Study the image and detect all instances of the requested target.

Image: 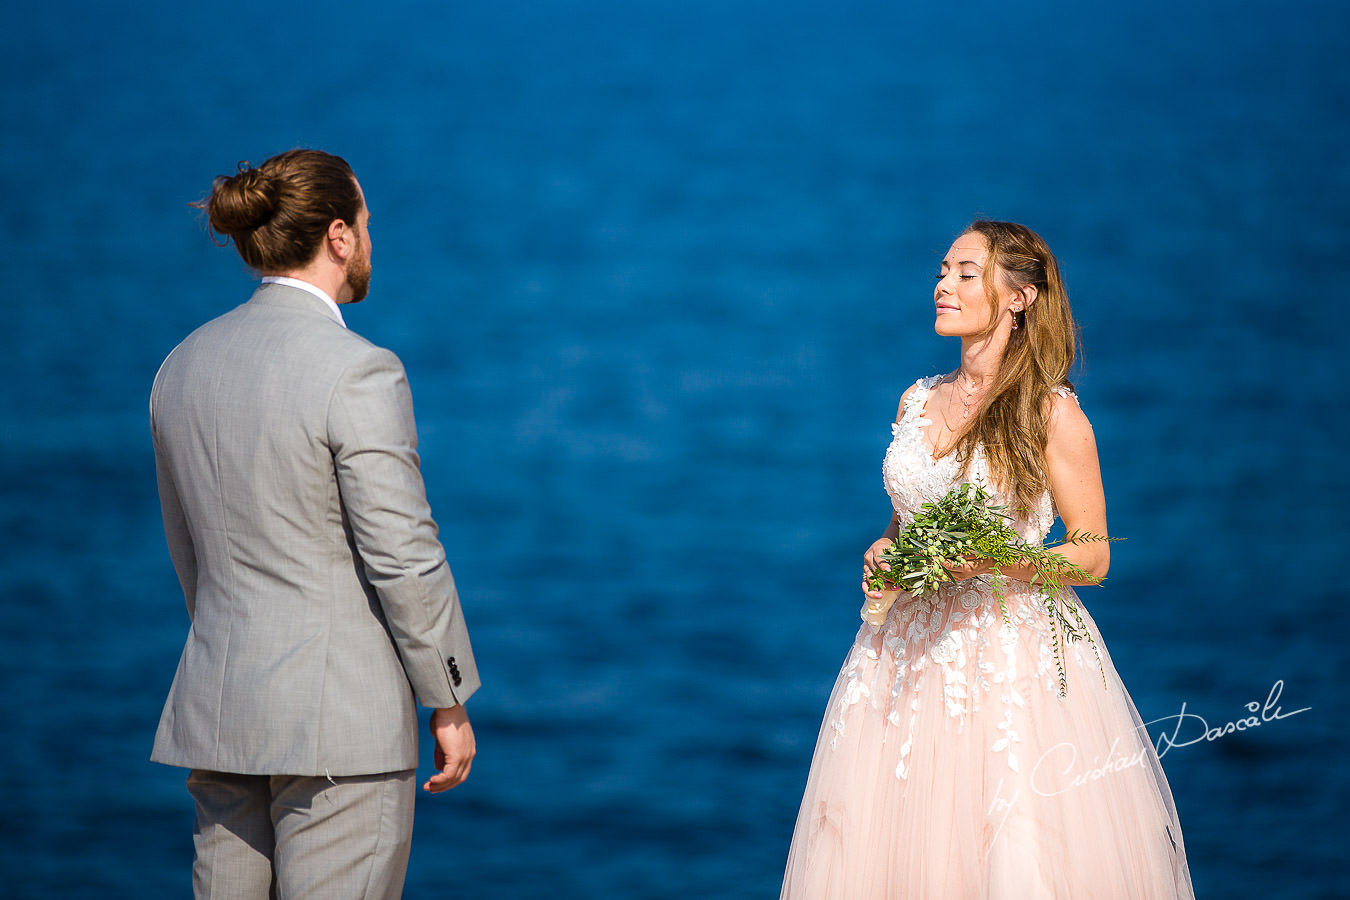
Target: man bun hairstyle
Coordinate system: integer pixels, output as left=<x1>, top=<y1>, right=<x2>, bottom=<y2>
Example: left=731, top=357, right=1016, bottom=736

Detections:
left=204, top=166, right=281, bottom=236
left=194, top=149, right=361, bottom=273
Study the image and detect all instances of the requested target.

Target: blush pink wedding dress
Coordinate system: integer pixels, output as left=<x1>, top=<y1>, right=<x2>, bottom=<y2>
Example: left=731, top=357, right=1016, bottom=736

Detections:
left=780, top=377, right=1194, bottom=899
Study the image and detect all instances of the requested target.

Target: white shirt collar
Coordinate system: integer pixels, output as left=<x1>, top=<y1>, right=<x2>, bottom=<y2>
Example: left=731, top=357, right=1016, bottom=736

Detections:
left=260, top=276, right=346, bottom=327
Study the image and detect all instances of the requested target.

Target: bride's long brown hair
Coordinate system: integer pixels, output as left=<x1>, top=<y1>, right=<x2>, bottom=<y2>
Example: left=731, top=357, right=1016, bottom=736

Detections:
left=947, top=220, right=1081, bottom=515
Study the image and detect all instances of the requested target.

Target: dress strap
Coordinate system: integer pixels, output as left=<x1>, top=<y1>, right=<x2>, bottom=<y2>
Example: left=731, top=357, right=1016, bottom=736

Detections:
left=1050, top=384, right=1080, bottom=406
left=902, top=375, right=942, bottom=420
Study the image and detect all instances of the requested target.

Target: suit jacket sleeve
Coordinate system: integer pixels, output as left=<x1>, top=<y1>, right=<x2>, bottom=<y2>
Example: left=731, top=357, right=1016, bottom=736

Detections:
left=327, top=345, right=480, bottom=708
left=151, top=394, right=198, bottom=620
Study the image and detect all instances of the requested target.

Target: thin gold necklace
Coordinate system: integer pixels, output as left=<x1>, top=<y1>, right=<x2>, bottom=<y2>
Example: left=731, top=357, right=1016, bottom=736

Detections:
left=951, top=370, right=991, bottom=420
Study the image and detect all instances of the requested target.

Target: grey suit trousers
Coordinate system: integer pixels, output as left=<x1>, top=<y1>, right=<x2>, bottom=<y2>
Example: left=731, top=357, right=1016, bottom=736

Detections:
left=187, top=768, right=415, bottom=900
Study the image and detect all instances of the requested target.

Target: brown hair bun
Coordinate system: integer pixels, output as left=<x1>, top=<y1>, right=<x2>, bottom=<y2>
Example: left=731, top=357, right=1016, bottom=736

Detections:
left=205, top=163, right=280, bottom=238
left=192, top=149, right=360, bottom=273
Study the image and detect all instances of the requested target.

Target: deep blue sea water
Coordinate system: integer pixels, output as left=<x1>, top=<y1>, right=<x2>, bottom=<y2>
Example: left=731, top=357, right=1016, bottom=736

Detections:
left=3, top=0, right=1348, bottom=896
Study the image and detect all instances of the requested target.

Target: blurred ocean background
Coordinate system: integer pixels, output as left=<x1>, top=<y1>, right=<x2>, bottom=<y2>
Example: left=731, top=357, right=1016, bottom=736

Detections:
left=2, top=0, right=1347, bottom=896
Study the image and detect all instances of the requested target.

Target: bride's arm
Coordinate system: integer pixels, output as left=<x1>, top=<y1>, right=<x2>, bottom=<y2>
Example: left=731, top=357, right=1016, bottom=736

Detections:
left=1041, top=391, right=1110, bottom=582
left=947, top=391, right=1110, bottom=586
left=861, top=386, right=916, bottom=597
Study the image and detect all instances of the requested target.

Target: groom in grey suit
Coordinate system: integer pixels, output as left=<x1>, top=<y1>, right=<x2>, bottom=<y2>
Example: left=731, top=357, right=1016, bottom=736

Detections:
left=151, top=149, right=480, bottom=899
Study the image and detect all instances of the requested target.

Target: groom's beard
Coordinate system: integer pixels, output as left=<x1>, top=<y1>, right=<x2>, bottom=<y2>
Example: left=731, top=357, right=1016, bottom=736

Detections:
left=345, top=250, right=371, bottom=304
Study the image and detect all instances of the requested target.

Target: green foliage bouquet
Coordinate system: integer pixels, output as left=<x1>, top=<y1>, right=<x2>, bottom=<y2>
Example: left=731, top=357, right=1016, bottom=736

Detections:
left=861, top=483, right=1115, bottom=695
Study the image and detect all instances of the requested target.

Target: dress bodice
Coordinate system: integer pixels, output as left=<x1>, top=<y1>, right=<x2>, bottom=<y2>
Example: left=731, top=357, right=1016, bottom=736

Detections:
left=882, top=375, right=1057, bottom=543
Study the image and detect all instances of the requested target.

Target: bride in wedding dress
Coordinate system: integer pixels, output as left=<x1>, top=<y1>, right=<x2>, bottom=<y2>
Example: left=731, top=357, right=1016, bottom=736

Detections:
left=779, top=221, right=1193, bottom=899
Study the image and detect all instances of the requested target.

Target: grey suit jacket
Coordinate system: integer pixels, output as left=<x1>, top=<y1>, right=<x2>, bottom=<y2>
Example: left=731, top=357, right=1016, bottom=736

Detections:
left=150, top=283, right=480, bottom=776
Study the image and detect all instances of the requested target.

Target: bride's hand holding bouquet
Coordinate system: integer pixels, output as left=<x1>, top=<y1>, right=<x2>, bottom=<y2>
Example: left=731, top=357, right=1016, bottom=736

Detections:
left=860, top=535, right=900, bottom=627
left=859, top=483, right=1116, bottom=695
left=862, top=537, right=998, bottom=628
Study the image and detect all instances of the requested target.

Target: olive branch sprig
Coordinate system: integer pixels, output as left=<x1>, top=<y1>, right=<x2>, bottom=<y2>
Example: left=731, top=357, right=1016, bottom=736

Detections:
left=865, top=483, right=1118, bottom=696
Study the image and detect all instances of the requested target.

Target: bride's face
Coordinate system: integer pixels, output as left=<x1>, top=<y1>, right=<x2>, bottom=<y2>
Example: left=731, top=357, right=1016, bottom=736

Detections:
left=933, top=233, right=1018, bottom=338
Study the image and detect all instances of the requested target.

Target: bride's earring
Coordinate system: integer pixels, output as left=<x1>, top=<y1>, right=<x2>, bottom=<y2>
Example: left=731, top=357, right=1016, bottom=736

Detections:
left=1010, top=306, right=1022, bottom=330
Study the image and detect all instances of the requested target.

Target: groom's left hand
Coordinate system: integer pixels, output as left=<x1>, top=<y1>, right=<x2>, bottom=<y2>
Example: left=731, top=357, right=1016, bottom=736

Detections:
left=424, top=705, right=476, bottom=793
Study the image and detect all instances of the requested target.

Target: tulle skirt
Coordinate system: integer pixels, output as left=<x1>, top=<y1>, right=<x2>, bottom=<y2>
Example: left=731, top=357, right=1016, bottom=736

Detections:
left=780, top=580, right=1193, bottom=899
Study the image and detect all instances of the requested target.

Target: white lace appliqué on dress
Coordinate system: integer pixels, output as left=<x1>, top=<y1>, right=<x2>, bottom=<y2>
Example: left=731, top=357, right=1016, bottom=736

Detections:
left=834, top=376, right=1075, bottom=778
